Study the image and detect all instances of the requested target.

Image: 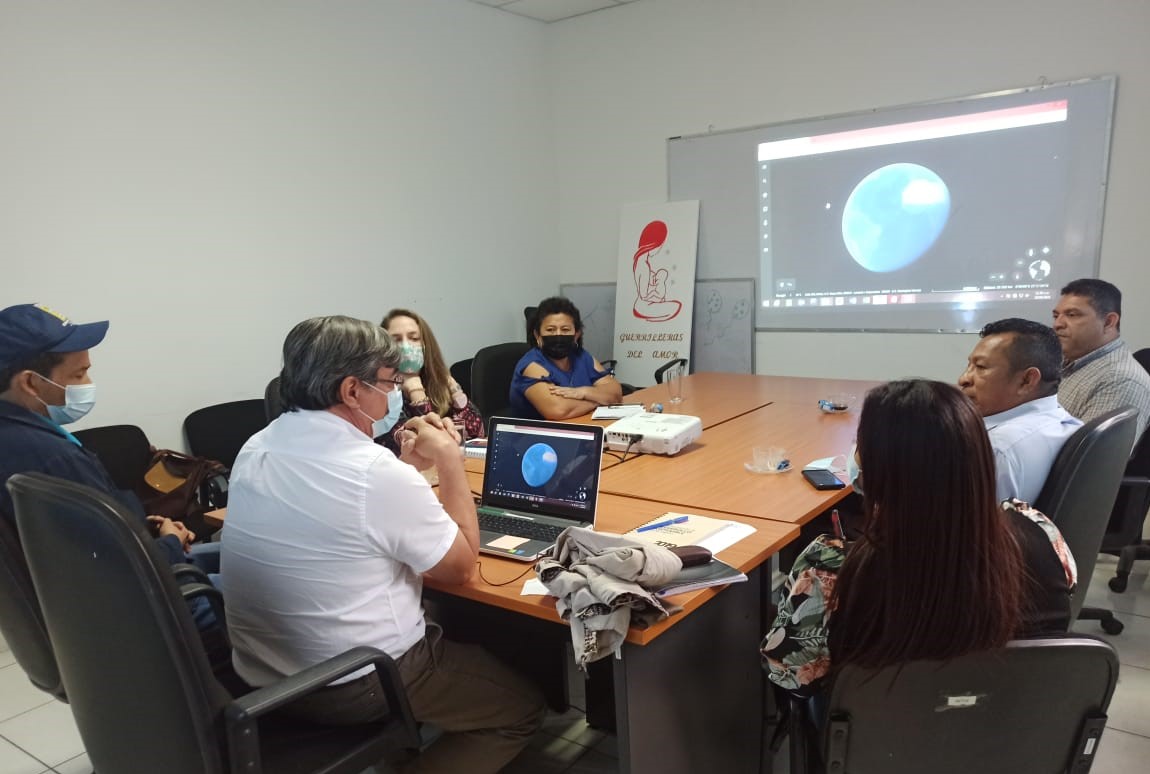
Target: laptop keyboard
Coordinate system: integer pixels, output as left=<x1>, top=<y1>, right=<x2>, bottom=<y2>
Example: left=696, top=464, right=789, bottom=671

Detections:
left=478, top=509, right=564, bottom=543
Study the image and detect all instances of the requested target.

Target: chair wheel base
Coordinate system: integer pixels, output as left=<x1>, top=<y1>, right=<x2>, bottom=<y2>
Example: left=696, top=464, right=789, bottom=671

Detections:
left=1109, top=575, right=1129, bottom=593
left=1101, top=617, right=1125, bottom=635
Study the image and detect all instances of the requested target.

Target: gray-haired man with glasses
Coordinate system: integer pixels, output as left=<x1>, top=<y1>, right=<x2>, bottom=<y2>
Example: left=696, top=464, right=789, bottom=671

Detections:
left=221, top=315, right=544, bottom=773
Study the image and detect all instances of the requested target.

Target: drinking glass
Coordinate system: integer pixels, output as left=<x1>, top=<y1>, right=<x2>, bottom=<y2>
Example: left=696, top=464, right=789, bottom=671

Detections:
left=667, top=363, right=685, bottom=404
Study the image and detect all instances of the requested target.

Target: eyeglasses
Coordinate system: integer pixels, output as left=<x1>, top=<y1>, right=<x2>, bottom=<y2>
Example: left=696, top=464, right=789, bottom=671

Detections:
left=364, top=375, right=404, bottom=393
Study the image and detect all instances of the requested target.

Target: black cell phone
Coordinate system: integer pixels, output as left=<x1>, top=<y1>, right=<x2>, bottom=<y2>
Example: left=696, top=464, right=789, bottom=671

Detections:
left=802, top=468, right=846, bottom=490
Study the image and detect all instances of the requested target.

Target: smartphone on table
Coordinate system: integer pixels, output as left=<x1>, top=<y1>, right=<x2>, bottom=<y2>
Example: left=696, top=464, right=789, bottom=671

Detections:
left=801, top=468, right=846, bottom=491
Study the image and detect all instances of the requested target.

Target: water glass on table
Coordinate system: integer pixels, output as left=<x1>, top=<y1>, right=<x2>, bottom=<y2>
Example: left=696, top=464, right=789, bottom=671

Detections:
left=666, top=363, right=685, bottom=404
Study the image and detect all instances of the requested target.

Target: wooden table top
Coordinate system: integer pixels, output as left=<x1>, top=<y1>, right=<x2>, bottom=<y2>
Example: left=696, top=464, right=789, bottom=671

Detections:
left=597, top=401, right=861, bottom=525
left=749, top=375, right=884, bottom=407
left=562, top=372, right=881, bottom=431
left=422, top=472, right=797, bottom=645
left=562, top=372, right=775, bottom=430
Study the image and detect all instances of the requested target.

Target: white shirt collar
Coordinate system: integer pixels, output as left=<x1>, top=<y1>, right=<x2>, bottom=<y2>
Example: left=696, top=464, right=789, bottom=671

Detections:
left=984, top=394, right=1064, bottom=430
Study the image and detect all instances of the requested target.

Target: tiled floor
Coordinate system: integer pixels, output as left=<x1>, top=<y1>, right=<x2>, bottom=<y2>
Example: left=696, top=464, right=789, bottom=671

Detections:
left=3, top=554, right=1149, bottom=773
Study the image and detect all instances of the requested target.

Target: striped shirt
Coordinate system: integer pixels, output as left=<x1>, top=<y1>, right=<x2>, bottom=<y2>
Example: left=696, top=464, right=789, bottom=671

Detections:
left=1059, top=338, right=1150, bottom=442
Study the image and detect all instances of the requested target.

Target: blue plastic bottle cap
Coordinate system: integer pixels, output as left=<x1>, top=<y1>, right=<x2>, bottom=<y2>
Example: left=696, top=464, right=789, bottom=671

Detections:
left=651, top=403, right=663, bottom=413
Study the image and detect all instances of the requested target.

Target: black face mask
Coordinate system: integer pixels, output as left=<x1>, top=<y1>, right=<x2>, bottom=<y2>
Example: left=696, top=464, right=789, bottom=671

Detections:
left=540, top=334, right=577, bottom=360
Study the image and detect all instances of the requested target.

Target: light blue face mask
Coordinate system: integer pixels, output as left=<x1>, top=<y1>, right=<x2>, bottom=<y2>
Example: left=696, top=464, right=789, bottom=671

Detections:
left=359, top=380, right=404, bottom=438
left=846, top=444, right=864, bottom=496
left=33, top=373, right=97, bottom=425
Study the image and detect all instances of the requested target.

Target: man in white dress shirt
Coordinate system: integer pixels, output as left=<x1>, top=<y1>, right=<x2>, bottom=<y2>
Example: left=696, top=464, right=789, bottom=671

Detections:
left=959, top=318, right=1082, bottom=503
left=221, top=315, right=543, bottom=773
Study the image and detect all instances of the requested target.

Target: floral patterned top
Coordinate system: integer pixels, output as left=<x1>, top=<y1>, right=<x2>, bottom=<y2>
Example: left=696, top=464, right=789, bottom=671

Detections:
left=379, top=394, right=484, bottom=456
left=761, top=499, right=1077, bottom=694
left=398, top=395, right=484, bottom=442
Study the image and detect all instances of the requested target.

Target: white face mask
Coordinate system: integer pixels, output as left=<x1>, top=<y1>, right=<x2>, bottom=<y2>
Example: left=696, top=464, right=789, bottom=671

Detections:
left=358, top=380, right=404, bottom=438
left=33, top=373, right=97, bottom=425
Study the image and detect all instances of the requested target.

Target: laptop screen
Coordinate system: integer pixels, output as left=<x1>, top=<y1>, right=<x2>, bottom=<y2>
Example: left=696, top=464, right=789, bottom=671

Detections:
left=482, top=417, right=604, bottom=523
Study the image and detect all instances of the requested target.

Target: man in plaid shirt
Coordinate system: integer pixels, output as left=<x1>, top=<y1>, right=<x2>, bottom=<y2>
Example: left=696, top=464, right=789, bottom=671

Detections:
left=1053, top=278, right=1150, bottom=442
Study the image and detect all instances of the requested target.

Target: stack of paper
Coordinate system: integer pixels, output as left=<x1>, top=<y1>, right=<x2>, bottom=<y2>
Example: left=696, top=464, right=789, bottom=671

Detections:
left=652, top=559, right=747, bottom=597
left=626, top=512, right=756, bottom=555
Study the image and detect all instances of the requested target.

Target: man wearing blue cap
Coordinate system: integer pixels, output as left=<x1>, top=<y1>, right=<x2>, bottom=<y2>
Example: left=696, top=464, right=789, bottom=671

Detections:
left=0, top=304, right=213, bottom=598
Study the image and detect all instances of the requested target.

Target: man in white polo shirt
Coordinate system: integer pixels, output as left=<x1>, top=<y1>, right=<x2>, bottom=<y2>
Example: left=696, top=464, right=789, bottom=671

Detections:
left=959, top=318, right=1082, bottom=503
left=221, top=315, right=543, bottom=773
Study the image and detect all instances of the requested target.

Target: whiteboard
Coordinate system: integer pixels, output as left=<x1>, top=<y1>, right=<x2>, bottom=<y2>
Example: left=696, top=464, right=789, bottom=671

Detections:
left=668, top=76, right=1116, bottom=332
left=692, top=278, right=755, bottom=374
left=559, top=282, right=617, bottom=362
left=559, top=280, right=755, bottom=379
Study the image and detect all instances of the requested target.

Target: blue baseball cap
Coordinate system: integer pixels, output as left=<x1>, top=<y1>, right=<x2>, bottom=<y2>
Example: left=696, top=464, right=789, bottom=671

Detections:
left=0, top=304, right=109, bottom=370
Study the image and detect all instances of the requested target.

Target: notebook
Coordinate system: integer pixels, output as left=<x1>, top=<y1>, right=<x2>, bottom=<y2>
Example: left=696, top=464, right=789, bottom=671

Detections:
left=476, top=417, right=605, bottom=562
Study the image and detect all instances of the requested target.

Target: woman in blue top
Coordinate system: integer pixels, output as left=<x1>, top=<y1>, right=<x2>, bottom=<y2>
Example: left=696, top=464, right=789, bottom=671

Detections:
left=510, top=296, right=623, bottom=420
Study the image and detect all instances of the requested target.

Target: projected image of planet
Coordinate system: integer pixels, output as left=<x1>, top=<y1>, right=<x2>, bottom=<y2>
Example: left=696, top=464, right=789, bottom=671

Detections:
left=521, top=443, right=559, bottom=487
left=841, top=163, right=951, bottom=273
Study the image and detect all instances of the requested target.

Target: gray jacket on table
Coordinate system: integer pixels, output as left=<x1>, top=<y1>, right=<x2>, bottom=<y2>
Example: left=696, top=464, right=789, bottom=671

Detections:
left=536, top=528, right=681, bottom=667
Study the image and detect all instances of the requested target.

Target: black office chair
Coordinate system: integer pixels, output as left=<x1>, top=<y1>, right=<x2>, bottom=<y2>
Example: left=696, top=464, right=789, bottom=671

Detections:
left=786, top=636, right=1118, bottom=773
left=471, top=342, right=531, bottom=418
left=523, top=305, right=538, bottom=345
left=449, top=358, right=473, bottom=399
left=0, top=513, right=66, bottom=701
left=184, top=400, right=268, bottom=471
left=7, top=472, right=421, bottom=774
left=1106, top=347, right=1150, bottom=593
left=264, top=376, right=285, bottom=423
left=654, top=358, right=688, bottom=384
left=73, top=423, right=227, bottom=538
left=1106, top=426, right=1150, bottom=592
left=1034, top=408, right=1137, bottom=634
left=71, top=424, right=153, bottom=493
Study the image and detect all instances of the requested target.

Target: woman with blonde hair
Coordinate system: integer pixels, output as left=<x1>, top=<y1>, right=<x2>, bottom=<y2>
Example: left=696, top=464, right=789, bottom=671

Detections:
left=382, top=309, right=483, bottom=444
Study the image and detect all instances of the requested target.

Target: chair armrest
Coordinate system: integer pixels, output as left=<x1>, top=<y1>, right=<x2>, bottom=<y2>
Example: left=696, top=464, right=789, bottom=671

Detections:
left=199, top=472, right=229, bottom=509
left=180, top=583, right=226, bottom=633
left=1120, top=473, right=1150, bottom=489
left=172, top=563, right=211, bottom=586
left=1106, top=474, right=1150, bottom=547
left=229, top=646, right=402, bottom=718
left=224, top=647, right=420, bottom=770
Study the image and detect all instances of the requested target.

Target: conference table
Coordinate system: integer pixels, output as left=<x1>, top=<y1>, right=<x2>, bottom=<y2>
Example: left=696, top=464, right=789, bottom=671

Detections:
left=432, top=473, right=797, bottom=642
left=588, top=371, right=779, bottom=429
left=573, top=371, right=880, bottom=431
left=426, top=372, right=881, bottom=773
left=597, top=399, right=864, bottom=525
left=425, top=476, right=796, bottom=774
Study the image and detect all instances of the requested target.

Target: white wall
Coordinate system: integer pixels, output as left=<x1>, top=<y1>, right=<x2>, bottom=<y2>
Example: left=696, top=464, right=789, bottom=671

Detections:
left=0, top=0, right=555, bottom=448
left=548, top=0, right=1150, bottom=381
left=5, top=0, right=1148, bottom=449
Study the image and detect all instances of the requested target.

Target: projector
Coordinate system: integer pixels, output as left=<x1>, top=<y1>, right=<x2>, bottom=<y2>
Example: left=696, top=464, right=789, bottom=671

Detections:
left=605, top=413, right=702, bottom=456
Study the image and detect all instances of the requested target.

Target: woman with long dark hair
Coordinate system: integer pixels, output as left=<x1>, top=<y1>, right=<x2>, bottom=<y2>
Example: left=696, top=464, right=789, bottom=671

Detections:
left=763, top=379, right=1076, bottom=692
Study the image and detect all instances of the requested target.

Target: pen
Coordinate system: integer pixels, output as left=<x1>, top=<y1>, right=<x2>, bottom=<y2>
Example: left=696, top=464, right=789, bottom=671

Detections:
left=637, top=515, right=689, bottom=532
left=831, top=509, right=846, bottom=541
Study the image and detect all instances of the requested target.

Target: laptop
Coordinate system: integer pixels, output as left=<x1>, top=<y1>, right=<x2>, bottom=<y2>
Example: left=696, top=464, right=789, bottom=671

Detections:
left=476, top=416, right=604, bottom=562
